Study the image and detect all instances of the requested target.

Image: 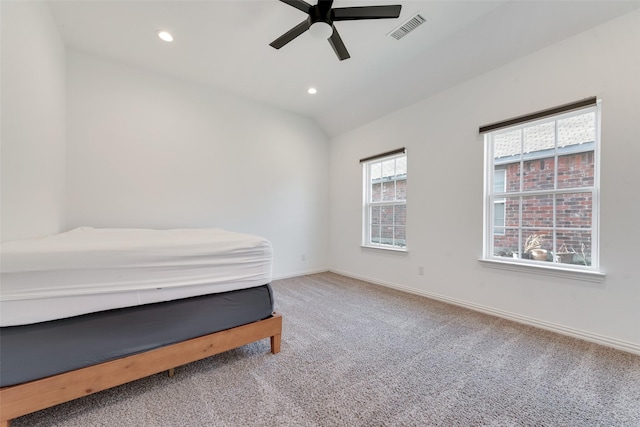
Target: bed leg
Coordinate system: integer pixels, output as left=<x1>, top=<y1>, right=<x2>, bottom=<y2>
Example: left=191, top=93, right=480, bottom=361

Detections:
left=168, top=368, right=175, bottom=378
left=270, top=333, right=281, bottom=354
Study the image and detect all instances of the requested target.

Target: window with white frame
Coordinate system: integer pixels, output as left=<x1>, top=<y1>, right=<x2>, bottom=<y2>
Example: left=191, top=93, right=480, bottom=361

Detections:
left=482, top=98, right=600, bottom=270
left=362, top=149, right=407, bottom=250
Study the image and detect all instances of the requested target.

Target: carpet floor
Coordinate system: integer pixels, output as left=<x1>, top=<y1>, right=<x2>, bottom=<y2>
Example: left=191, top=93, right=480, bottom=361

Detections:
left=10, top=272, right=640, bottom=426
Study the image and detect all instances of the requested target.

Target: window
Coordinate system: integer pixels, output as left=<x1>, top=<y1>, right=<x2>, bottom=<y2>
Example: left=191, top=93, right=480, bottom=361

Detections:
left=482, top=99, right=600, bottom=270
left=362, top=149, right=407, bottom=250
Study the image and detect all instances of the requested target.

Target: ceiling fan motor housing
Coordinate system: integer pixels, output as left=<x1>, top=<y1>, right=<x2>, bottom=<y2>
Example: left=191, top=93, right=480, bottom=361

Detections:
left=309, top=3, right=333, bottom=26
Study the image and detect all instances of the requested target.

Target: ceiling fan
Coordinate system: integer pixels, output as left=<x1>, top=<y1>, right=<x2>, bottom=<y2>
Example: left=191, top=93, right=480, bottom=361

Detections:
left=270, top=0, right=402, bottom=61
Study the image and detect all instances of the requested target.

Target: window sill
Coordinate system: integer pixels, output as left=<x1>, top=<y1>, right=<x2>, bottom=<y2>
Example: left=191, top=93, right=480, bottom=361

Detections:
left=479, top=258, right=605, bottom=283
left=361, top=245, right=408, bottom=253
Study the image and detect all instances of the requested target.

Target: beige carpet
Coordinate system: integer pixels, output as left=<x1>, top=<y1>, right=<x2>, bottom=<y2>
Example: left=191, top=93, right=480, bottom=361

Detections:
left=12, top=272, right=640, bottom=426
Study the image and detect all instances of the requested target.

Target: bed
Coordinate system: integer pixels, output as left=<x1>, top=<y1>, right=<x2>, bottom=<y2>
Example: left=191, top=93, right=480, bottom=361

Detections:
left=0, top=227, right=282, bottom=427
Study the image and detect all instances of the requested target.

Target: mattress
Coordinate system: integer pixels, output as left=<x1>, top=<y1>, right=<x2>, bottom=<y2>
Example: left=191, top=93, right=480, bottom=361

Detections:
left=0, top=227, right=273, bottom=326
left=0, top=284, right=275, bottom=388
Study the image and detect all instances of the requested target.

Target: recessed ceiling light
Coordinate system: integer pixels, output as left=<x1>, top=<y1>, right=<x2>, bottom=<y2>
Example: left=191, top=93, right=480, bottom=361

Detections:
left=307, top=87, right=317, bottom=95
left=157, top=30, right=173, bottom=42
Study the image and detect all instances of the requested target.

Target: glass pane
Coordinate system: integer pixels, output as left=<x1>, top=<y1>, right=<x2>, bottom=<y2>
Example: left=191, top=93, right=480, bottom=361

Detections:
left=556, top=229, right=592, bottom=266
left=494, top=128, right=521, bottom=160
left=557, top=151, right=594, bottom=189
left=523, top=156, right=555, bottom=191
left=396, top=178, right=407, bottom=201
left=381, top=206, right=393, bottom=225
left=370, top=162, right=381, bottom=181
left=522, top=194, right=553, bottom=228
left=382, top=159, right=395, bottom=179
left=523, top=121, right=555, bottom=155
left=371, top=206, right=381, bottom=225
left=381, top=225, right=394, bottom=245
left=493, top=228, right=520, bottom=258
left=394, top=225, right=406, bottom=247
left=522, top=230, right=552, bottom=262
left=370, top=224, right=380, bottom=244
left=558, top=112, right=595, bottom=148
left=556, top=192, right=592, bottom=229
left=493, top=170, right=505, bottom=193
left=396, top=156, right=407, bottom=176
left=493, top=201, right=505, bottom=231
left=504, top=196, right=520, bottom=228
left=371, top=182, right=382, bottom=202
left=382, top=181, right=395, bottom=201
left=501, top=162, right=520, bottom=193
left=394, top=205, right=406, bottom=226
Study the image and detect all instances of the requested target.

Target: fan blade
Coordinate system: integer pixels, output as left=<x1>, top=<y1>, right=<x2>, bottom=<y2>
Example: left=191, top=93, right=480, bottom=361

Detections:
left=280, top=0, right=312, bottom=14
left=317, top=0, right=334, bottom=10
left=270, top=19, right=311, bottom=49
left=332, top=5, right=402, bottom=21
left=328, top=27, right=350, bottom=61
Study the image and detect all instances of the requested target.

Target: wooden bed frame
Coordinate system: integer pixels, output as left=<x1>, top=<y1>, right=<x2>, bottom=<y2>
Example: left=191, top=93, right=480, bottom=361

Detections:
left=0, top=313, right=282, bottom=427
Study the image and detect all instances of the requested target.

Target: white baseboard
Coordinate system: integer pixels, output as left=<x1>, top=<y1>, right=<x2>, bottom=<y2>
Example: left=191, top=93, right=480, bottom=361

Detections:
left=329, top=269, right=640, bottom=356
left=273, top=268, right=329, bottom=281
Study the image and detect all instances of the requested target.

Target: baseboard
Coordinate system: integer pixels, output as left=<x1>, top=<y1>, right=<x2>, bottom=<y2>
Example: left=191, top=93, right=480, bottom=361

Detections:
left=329, top=269, right=640, bottom=356
left=273, top=268, right=329, bottom=281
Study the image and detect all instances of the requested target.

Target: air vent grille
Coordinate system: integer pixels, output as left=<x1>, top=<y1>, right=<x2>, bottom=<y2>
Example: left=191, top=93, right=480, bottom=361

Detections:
left=388, top=14, right=426, bottom=40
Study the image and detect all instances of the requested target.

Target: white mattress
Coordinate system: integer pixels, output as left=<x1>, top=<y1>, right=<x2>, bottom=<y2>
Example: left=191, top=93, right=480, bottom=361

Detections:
left=0, top=227, right=273, bottom=326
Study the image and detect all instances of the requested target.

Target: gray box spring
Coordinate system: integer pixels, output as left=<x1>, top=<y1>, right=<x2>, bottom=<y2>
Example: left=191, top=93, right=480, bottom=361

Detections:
left=0, top=284, right=274, bottom=387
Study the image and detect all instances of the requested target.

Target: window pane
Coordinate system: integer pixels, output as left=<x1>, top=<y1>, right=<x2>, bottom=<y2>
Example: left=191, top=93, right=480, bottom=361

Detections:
left=501, top=163, right=520, bottom=193
left=521, top=194, right=553, bottom=228
left=523, top=157, right=555, bottom=191
left=382, top=159, right=395, bottom=179
left=396, top=178, right=407, bottom=201
left=494, top=129, right=521, bottom=159
left=493, top=228, right=520, bottom=258
left=382, top=181, right=395, bottom=201
left=396, top=156, right=407, bottom=176
left=558, top=112, right=595, bottom=148
left=504, top=196, right=520, bottom=228
left=394, top=225, right=406, bottom=247
left=371, top=182, right=382, bottom=202
left=557, top=151, right=594, bottom=189
left=556, top=192, right=592, bottom=229
left=493, top=169, right=505, bottom=193
left=370, top=224, right=381, bottom=244
left=522, top=231, right=552, bottom=262
left=371, top=162, right=381, bottom=181
left=394, top=205, right=406, bottom=226
left=381, top=206, right=393, bottom=225
left=556, top=229, right=591, bottom=266
left=493, top=201, right=505, bottom=235
left=523, top=121, right=555, bottom=155
left=381, top=225, right=394, bottom=245
left=371, top=206, right=381, bottom=225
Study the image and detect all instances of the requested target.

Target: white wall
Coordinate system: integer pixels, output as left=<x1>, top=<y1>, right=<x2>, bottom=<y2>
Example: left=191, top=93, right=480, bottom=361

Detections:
left=1, top=1, right=66, bottom=242
left=65, top=51, right=329, bottom=278
left=329, top=9, right=640, bottom=352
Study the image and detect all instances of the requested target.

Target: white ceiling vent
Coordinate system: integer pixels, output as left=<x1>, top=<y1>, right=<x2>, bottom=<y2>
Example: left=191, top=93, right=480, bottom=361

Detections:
left=388, top=14, right=426, bottom=40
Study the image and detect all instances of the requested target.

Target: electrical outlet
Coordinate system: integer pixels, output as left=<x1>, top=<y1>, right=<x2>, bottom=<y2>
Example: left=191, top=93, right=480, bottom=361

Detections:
left=418, top=265, right=425, bottom=275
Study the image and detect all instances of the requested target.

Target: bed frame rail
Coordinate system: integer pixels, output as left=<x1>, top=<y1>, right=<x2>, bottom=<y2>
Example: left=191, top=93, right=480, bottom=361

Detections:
left=0, top=313, right=282, bottom=427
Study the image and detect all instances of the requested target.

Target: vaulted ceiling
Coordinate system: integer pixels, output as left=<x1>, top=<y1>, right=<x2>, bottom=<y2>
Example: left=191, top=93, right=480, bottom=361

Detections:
left=49, top=0, right=640, bottom=137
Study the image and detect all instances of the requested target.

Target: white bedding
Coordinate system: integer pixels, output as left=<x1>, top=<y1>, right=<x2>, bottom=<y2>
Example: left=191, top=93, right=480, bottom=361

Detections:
left=0, top=227, right=273, bottom=326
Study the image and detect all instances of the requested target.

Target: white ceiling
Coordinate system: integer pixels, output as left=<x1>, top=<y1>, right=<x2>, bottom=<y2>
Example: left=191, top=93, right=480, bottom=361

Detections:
left=48, top=0, right=640, bottom=137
